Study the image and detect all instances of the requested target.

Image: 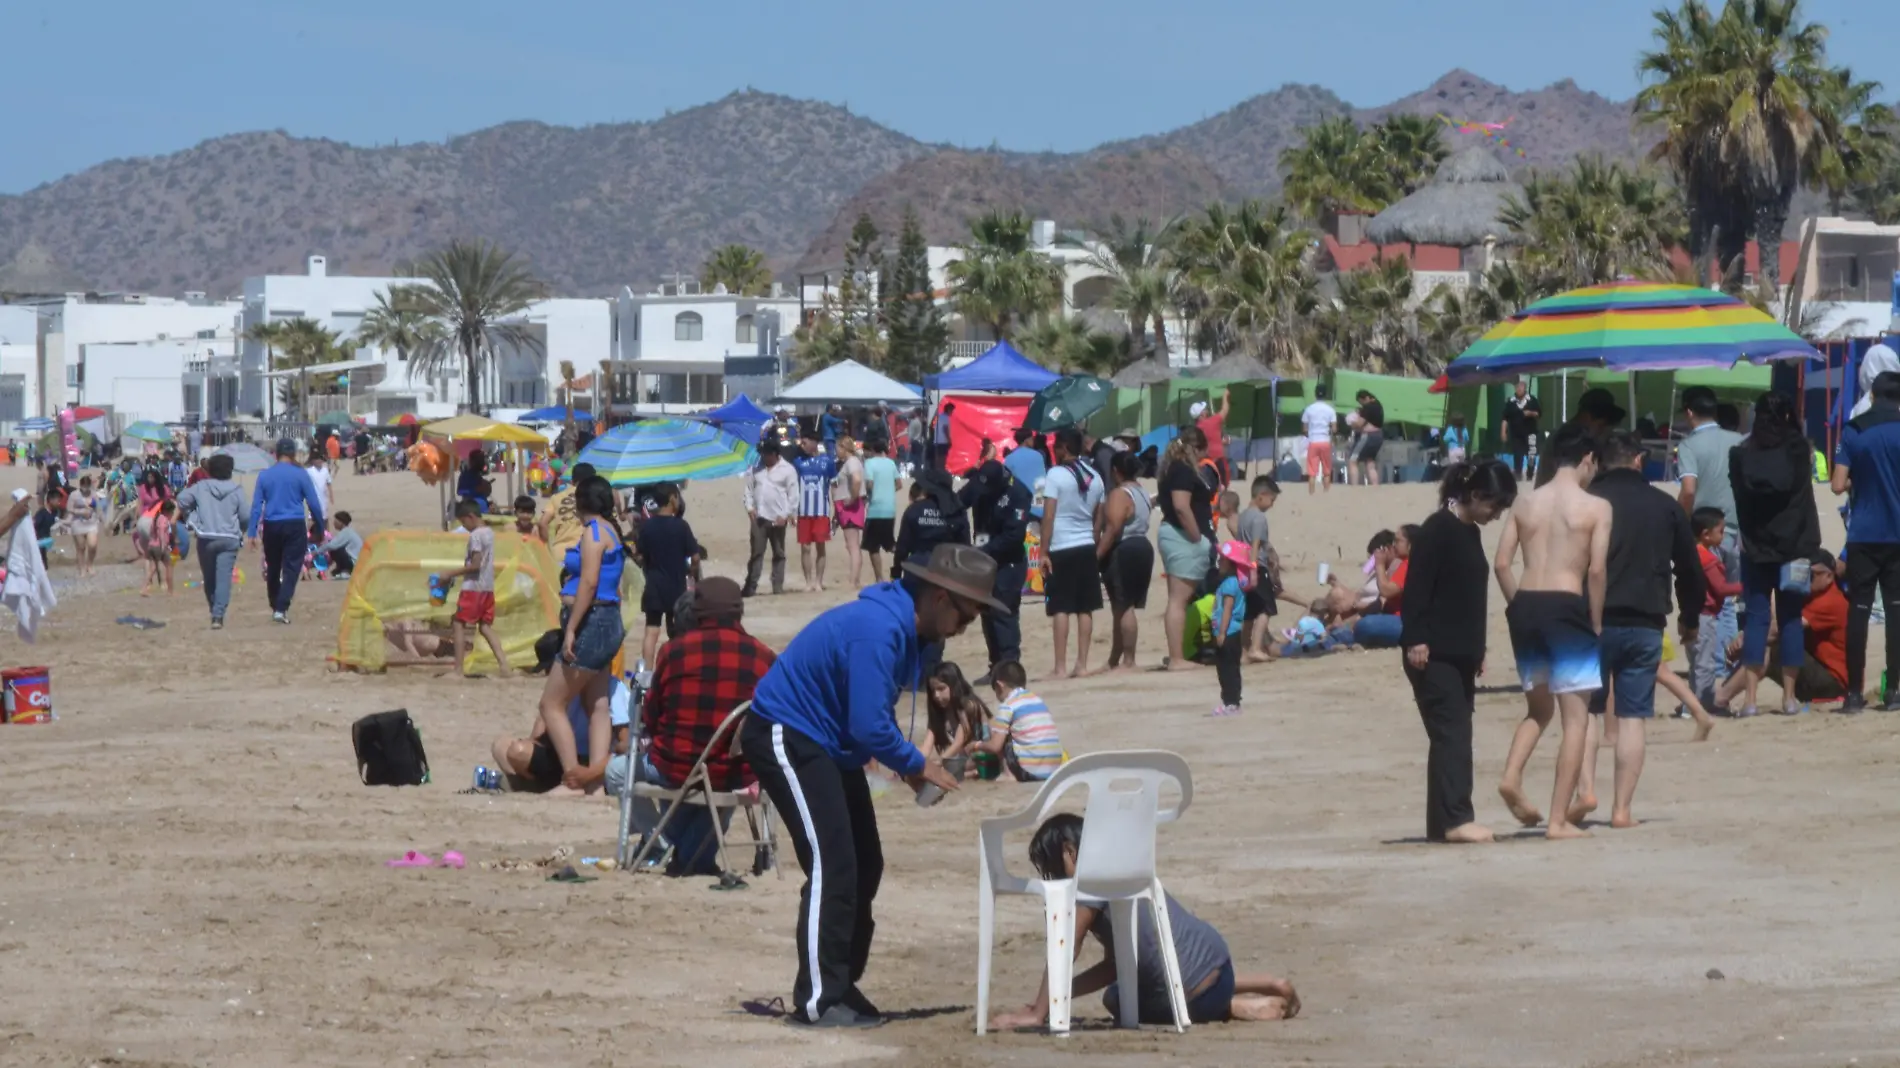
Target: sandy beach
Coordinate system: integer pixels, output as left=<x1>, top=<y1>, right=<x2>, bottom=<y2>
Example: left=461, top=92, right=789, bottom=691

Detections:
left=2, top=461, right=1897, bottom=1068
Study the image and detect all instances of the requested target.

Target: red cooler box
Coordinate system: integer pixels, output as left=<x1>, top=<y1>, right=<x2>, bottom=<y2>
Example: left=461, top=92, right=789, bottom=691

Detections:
left=2, top=666, right=52, bottom=724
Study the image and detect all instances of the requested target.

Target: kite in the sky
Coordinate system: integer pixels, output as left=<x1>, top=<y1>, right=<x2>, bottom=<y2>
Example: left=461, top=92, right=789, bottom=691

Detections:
left=1435, top=113, right=1528, bottom=157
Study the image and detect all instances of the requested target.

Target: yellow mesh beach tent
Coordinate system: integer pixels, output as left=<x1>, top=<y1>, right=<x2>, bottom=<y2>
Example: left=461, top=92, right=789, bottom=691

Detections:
left=334, top=530, right=563, bottom=673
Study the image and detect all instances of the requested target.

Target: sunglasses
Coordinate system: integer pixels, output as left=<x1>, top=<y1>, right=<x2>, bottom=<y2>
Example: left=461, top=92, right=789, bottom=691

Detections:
left=948, top=593, right=984, bottom=626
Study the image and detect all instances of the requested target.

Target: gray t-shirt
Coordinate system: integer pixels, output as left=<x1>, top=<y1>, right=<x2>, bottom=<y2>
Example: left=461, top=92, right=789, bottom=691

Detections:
left=1676, top=424, right=1745, bottom=530
left=1236, top=507, right=1270, bottom=558
left=1086, top=891, right=1230, bottom=1013
left=464, top=525, right=496, bottom=592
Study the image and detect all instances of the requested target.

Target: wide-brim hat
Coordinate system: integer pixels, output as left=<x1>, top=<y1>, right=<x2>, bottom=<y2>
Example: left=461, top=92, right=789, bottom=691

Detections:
left=903, top=543, right=1010, bottom=614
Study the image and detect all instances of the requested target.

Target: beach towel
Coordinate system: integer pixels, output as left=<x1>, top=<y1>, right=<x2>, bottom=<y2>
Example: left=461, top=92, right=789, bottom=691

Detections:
left=3, top=521, right=57, bottom=642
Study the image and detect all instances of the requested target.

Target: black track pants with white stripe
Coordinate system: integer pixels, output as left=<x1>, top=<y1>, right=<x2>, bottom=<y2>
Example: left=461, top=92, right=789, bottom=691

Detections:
left=742, top=715, right=885, bottom=1023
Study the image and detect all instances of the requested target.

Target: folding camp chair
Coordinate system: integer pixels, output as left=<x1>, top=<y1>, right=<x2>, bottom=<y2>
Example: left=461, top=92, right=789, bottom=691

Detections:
left=618, top=701, right=778, bottom=878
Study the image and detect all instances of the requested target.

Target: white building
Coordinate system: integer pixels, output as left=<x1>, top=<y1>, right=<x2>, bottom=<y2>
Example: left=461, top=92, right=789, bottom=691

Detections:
left=242, top=255, right=613, bottom=420
left=613, top=281, right=804, bottom=407
left=0, top=305, right=40, bottom=430
left=77, top=333, right=239, bottom=426
left=32, top=294, right=242, bottom=410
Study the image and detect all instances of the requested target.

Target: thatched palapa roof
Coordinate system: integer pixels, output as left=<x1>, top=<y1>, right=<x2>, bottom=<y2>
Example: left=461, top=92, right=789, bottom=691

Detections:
left=1191, top=354, right=1275, bottom=381
left=1110, top=358, right=1174, bottom=388
left=1365, top=147, right=1522, bottom=248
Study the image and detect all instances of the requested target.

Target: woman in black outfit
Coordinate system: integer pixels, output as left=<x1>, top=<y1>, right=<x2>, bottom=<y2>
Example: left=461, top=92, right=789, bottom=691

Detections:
left=1400, top=459, right=1518, bottom=844
left=1725, top=391, right=1822, bottom=716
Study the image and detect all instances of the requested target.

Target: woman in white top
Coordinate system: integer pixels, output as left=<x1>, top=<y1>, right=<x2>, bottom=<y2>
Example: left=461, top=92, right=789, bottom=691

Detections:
left=67, top=474, right=104, bottom=577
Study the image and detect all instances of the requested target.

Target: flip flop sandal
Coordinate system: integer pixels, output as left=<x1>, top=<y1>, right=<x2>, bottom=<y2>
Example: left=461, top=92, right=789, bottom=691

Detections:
left=437, top=851, right=466, bottom=869
left=546, top=865, right=597, bottom=884
left=740, top=997, right=788, bottom=1018
left=385, top=851, right=433, bottom=868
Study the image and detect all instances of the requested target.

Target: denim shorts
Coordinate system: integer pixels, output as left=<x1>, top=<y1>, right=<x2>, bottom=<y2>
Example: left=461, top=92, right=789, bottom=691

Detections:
left=1104, top=958, right=1236, bottom=1024
left=564, top=602, right=626, bottom=672
left=1589, top=625, right=1663, bottom=719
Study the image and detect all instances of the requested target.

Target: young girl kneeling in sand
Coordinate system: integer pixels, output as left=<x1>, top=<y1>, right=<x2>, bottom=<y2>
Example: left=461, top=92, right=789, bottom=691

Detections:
left=988, top=813, right=1300, bottom=1030
left=925, top=662, right=988, bottom=766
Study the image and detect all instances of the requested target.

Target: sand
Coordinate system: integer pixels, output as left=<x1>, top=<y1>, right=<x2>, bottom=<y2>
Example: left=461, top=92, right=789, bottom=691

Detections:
left=2, top=462, right=1898, bottom=1068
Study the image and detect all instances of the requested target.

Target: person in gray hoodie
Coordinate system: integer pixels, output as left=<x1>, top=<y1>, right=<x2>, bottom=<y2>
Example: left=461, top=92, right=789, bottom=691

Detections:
left=176, top=453, right=249, bottom=629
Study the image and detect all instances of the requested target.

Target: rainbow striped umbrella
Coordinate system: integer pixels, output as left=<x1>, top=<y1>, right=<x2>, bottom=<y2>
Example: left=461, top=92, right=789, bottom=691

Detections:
left=576, top=418, right=757, bottom=486
left=1445, top=282, right=1822, bottom=385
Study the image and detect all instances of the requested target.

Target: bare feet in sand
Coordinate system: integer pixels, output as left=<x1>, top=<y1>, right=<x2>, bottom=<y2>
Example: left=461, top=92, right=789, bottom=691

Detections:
left=1442, top=823, right=1495, bottom=844
left=1693, top=721, right=1714, bottom=742
left=1565, top=794, right=1597, bottom=826
left=1545, top=821, right=1592, bottom=840
left=1610, top=810, right=1639, bottom=829
left=1497, top=782, right=1543, bottom=827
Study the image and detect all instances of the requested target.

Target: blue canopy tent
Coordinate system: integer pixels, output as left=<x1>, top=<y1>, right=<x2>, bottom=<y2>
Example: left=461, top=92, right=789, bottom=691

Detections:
left=693, top=393, right=772, bottom=446
left=924, top=341, right=1060, bottom=393
left=516, top=406, right=588, bottom=424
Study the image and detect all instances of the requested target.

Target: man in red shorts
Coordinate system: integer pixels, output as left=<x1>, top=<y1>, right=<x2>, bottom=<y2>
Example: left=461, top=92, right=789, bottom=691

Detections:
left=1300, top=385, right=1339, bottom=495
left=792, top=426, right=839, bottom=592
left=445, top=498, right=511, bottom=678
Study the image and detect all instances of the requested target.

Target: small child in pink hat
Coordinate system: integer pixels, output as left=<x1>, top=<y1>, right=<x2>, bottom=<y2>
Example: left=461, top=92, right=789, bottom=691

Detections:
left=1211, top=540, right=1255, bottom=716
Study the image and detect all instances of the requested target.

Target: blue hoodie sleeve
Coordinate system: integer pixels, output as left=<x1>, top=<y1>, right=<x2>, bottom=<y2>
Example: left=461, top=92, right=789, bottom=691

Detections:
left=844, top=636, right=925, bottom=776
left=248, top=473, right=266, bottom=538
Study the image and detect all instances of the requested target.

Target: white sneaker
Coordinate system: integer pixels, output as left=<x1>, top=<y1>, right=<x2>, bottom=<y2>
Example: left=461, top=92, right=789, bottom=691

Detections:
left=271, top=610, right=289, bottom=624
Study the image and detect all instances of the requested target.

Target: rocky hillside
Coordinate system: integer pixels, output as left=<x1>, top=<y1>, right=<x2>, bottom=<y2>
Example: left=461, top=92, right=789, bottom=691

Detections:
left=1, top=71, right=1655, bottom=297
left=0, top=91, right=932, bottom=296
left=799, top=150, right=1230, bottom=268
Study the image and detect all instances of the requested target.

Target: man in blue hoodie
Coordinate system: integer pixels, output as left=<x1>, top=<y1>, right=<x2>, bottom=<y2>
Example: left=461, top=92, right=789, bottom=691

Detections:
left=248, top=438, right=326, bottom=624
left=744, top=542, right=1003, bottom=1029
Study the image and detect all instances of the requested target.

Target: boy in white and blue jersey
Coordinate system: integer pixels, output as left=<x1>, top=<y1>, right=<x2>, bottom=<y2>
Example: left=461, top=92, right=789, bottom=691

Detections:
left=792, top=427, right=839, bottom=592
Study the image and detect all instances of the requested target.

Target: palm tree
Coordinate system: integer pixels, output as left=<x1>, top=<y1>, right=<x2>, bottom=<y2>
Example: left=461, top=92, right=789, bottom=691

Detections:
left=1635, top=0, right=1859, bottom=290
left=1076, top=214, right=1181, bottom=359
left=245, top=320, right=288, bottom=418
left=1371, top=114, right=1450, bottom=196
left=1019, top=315, right=1128, bottom=376
left=1173, top=200, right=1321, bottom=370
left=1279, top=116, right=1395, bottom=225
left=358, top=286, right=446, bottom=401
left=270, top=317, right=356, bottom=418
left=557, top=360, right=580, bottom=448
left=401, top=239, right=548, bottom=412
left=1320, top=258, right=1420, bottom=373
left=1811, top=70, right=1898, bottom=214
left=946, top=210, right=1066, bottom=341
left=1500, top=156, right=1686, bottom=292
left=699, top=244, right=773, bottom=296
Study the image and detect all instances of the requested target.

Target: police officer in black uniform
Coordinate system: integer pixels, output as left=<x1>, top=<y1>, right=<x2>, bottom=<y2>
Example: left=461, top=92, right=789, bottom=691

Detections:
left=960, top=458, right=1033, bottom=680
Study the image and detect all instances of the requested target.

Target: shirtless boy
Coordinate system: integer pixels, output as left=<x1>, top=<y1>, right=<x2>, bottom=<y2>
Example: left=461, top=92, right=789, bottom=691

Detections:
left=1493, top=424, right=1611, bottom=840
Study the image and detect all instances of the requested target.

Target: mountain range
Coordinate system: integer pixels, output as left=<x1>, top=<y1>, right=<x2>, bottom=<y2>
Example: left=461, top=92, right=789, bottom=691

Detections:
left=0, top=70, right=1649, bottom=299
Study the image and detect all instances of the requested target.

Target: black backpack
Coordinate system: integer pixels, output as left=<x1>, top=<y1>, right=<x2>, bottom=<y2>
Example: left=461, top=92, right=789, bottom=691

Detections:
left=352, top=710, right=430, bottom=786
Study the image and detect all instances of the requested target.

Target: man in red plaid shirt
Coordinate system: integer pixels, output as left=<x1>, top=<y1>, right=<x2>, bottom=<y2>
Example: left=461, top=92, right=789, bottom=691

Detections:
left=609, top=576, right=775, bottom=871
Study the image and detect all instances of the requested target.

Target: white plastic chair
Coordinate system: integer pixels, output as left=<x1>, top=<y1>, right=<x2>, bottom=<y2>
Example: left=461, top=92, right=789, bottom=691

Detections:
left=975, top=750, right=1193, bottom=1035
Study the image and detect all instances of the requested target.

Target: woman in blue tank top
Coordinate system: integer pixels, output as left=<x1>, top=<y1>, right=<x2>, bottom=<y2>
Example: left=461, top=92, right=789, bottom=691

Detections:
left=536, top=475, right=628, bottom=793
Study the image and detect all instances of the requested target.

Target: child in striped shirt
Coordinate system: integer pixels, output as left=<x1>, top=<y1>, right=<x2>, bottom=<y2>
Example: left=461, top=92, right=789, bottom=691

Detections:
left=976, top=660, right=1065, bottom=781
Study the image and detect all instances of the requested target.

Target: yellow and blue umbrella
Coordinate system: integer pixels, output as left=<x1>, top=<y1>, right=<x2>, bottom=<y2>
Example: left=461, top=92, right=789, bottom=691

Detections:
left=576, top=418, right=757, bottom=486
left=1446, top=282, right=1823, bottom=385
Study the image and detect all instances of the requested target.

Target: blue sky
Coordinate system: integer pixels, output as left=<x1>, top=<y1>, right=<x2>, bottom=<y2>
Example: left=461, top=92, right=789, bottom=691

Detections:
left=6, top=0, right=1896, bottom=194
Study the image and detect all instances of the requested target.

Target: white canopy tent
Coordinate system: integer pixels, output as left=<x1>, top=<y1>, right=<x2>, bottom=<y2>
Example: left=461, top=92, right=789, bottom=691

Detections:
left=772, top=359, right=920, bottom=407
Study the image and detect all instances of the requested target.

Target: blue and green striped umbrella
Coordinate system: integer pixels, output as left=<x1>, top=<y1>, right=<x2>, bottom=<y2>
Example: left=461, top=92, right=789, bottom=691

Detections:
left=122, top=420, right=172, bottom=443
left=1445, top=281, right=1823, bottom=385
left=576, top=418, right=757, bottom=486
